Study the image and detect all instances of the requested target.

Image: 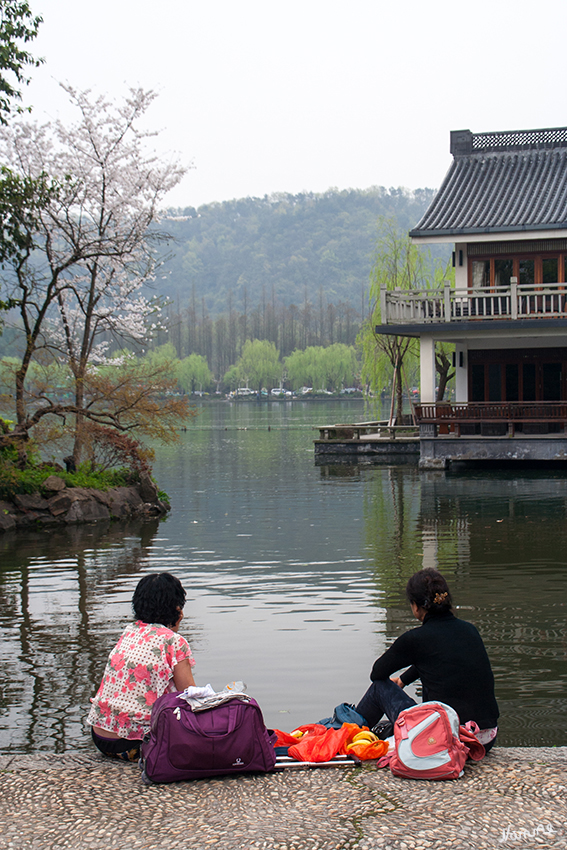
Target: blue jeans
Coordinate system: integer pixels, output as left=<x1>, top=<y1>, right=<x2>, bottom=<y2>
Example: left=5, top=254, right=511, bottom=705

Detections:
left=355, top=682, right=497, bottom=752
left=355, top=679, right=416, bottom=728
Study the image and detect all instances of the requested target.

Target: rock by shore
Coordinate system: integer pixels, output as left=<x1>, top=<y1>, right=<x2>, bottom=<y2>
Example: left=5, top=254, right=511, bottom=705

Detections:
left=0, top=472, right=169, bottom=533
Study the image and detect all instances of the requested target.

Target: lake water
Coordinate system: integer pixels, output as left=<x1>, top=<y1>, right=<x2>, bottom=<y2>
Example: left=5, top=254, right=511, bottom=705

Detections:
left=1, top=398, right=566, bottom=753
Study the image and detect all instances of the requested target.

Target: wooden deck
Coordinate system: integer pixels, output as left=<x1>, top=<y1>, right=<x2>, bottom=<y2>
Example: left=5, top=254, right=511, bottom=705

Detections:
left=314, top=420, right=420, bottom=458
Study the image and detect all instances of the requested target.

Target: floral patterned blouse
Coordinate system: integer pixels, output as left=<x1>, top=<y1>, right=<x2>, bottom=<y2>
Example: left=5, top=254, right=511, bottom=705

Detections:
left=87, top=620, right=195, bottom=739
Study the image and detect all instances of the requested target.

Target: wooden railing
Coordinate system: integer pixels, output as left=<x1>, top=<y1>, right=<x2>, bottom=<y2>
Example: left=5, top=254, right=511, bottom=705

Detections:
left=381, top=281, right=567, bottom=324
left=416, top=402, right=567, bottom=422
left=316, top=420, right=419, bottom=440
left=415, top=402, right=567, bottom=437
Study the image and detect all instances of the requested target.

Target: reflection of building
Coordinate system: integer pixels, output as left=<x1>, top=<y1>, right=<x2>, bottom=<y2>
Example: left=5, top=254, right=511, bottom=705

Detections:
left=377, top=127, right=567, bottom=467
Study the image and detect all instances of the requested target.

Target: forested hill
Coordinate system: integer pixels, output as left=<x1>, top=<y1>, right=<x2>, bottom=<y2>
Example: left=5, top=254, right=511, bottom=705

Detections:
left=158, top=186, right=438, bottom=316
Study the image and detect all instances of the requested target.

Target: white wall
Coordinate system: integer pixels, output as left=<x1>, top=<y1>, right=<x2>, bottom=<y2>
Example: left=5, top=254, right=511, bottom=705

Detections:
left=419, top=335, right=436, bottom=403
left=455, top=242, right=467, bottom=292
left=455, top=343, right=468, bottom=402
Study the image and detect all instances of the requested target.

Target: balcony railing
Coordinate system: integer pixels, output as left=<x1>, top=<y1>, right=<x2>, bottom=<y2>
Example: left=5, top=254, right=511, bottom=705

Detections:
left=415, top=402, right=567, bottom=437
left=381, top=281, right=567, bottom=324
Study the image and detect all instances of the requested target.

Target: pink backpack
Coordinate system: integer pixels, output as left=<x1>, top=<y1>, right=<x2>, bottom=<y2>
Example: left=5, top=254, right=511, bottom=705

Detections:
left=379, top=701, right=477, bottom=780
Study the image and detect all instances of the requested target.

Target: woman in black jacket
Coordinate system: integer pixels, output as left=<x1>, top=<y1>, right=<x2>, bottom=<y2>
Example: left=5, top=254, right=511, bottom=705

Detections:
left=355, top=568, right=499, bottom=750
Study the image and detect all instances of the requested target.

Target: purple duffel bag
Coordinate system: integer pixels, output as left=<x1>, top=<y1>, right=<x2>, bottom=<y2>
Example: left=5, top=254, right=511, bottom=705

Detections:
left=140, top=693, right=277, bottom=784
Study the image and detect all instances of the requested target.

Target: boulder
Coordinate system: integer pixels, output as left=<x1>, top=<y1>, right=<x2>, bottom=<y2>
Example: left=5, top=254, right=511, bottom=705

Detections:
left=0, top=509, right=16, bottom=531
left=0, top=477, right=165, bottom=533
left=43, top=475, right=66, bottom=492
left=47, top=492, right=74, bottom=516
left=15, top=510, right=43, bottom=527
left=138, top=472, right=159, bottom=503
left=64, top=487, right=92, bottom=502
left=14, top=493, right=49, bottom=511
left=107, top=486, right=144, bottom=518
left=65, top=499, right=111, bottom=524
left=88, top=489, right=113, bottom=508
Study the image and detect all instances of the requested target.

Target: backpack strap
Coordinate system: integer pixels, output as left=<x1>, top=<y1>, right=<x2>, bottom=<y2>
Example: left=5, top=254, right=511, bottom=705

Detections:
left=459, top=724, right=485, bottom=761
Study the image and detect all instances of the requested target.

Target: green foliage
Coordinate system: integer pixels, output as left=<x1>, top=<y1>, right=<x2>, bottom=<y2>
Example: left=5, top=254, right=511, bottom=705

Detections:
left=233, top=339, right=281, bottom=392
left=0, top=167, right=55, bottom=265
left=57, top=464, right=131, bottom=490
left=0, top=0, right=43, bottom=123
left=222, top=364, right=239, bottom=392
left=0, top=462, right=131, bottom=501
left=360, top=220, right=458, bottom=412
left=177, top=353, right=214, bottom=393
left=321, top=343, right=358, bottom=391
left=285, top=344, right=358, bottom=391
left=143, top=343, right=178, bottom=366
left=360, top=219, right=433, bottom=417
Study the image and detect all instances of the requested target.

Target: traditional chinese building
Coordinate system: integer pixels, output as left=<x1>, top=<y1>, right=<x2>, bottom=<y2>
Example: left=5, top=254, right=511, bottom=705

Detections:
left=377, top=126, right=567, bottom=468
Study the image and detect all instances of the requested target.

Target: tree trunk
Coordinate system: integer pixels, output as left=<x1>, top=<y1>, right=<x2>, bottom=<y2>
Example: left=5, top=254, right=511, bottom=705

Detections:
left=395, top=363, right=404, bottom=423
left=435, top=349, right=455, bottom=402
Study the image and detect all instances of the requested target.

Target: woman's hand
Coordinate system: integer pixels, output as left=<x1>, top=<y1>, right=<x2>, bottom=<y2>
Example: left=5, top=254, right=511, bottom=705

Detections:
left=173, top=659, right=196, bottom=691
left=391, top=676, right=405, bottom=689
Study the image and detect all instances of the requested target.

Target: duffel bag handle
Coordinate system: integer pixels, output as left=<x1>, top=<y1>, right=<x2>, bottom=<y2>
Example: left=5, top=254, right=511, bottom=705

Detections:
left=189, top=699, right=247, bottom=738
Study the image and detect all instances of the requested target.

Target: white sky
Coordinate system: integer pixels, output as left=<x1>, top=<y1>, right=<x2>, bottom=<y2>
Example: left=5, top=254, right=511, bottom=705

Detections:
left=22, top=0, right=567, bottom=209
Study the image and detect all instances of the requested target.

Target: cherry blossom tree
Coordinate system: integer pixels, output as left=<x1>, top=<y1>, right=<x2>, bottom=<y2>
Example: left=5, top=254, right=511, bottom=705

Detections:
left=0, top=85, right=190, bottom=464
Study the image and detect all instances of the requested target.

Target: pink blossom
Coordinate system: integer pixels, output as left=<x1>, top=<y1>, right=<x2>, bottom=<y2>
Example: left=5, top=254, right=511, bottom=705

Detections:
left=145, top=691, right=158, bottom=706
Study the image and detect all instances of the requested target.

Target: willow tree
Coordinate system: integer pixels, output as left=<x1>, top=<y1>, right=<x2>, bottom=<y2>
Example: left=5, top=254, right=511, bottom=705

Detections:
left=285, top=343, right=358, bottom=392
left=177, top=353, right=214, bottom=394
left=360, top=219, right=428, bottom=421
left=234, top=339, right=281, bottom=393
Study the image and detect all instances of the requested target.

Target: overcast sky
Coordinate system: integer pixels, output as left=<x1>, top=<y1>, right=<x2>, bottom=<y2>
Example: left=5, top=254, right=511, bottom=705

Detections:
left=24, top=0, right=567, bottom=209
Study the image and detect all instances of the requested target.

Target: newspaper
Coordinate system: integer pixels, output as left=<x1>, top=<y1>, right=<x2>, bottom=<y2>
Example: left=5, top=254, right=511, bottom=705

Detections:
left=178, top=681, right=251, bottom=712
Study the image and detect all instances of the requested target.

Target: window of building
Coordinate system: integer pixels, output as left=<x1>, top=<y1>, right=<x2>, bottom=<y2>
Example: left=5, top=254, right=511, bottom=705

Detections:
left=495, top=259, right=514, bottom=287
left=469, top=251, right=567, bottom=288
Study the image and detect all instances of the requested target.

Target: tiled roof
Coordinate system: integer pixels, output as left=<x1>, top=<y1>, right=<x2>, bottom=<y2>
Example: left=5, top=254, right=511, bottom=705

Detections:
left=410, top=128, right=567, bottom=238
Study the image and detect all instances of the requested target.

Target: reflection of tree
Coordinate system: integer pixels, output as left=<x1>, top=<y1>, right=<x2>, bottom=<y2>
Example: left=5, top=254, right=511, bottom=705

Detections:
left=415, top=470, right=567, bottom=746
left=363, top=466, right=422, bottom=609
left=0, top=519, right=161, bottom=752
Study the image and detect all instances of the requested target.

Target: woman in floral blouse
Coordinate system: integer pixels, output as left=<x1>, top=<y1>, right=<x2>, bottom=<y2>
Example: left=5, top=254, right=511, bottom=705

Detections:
left=87, top=572, right=196, bottom=761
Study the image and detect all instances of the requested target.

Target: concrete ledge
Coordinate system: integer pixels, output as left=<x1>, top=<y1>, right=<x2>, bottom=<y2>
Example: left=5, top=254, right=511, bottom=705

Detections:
left=1, top=748, right=565, bottom=849
left=314, top=438, right=420, bottom=457
left=420, top=435, right=567, bottom=465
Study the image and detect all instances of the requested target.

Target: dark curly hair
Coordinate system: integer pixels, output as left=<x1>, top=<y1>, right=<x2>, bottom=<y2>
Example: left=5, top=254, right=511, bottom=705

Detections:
left=406, top=568, right=452, bottom=615
left=132, top=572, right=187, bottom=628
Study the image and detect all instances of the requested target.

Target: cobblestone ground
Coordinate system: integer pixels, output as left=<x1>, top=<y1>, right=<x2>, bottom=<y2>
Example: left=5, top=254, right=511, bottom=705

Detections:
left=0, top=748, right=565, bottom=850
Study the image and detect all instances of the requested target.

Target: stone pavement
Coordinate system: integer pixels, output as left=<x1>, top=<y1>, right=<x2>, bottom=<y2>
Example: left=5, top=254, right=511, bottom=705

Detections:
left=0, top=747, right=565, bottom=850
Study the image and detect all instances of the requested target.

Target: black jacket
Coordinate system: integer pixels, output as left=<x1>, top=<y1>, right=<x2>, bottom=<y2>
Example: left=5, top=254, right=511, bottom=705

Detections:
left=370, top=610, right=499, bottom=728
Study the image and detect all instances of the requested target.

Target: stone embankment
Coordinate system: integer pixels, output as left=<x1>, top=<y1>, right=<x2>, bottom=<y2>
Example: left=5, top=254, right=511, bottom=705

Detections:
left=0, top=472, right=169, bottom=533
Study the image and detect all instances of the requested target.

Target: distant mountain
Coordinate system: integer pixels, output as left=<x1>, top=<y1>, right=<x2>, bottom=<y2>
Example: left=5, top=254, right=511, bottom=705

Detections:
left=156, top=186, right=441, bottom=316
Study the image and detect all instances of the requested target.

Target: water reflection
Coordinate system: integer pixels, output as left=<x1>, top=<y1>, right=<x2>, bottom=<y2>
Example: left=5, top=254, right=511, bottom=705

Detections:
left=1, top=400, right=566, bottom=751
left=360, top=465, right=567, bottom=746
left=0, top=520, right=161, bottom=752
